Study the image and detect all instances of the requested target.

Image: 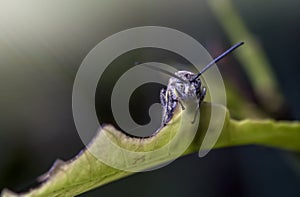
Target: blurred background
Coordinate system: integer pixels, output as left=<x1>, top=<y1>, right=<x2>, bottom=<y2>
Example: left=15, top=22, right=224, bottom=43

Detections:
left=0, top=0, right=300, bottom=196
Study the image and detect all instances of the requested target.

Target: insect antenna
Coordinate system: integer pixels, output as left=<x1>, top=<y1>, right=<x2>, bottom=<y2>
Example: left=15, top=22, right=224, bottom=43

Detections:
left=191, top=42, right=244, bottom=82
left=138, top=62, right=188, bottom=83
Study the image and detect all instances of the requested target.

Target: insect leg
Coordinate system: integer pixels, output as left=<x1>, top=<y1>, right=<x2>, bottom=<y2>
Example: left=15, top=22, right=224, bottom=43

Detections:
left=160, top=88, right=167, bottom=106
left=191, top=87, right=206, bottom=124
left=173, top=99, right=185, bottom=110
left=191, top=104, right=200, bottom=124
left=200, top=86, right=206, bottom=102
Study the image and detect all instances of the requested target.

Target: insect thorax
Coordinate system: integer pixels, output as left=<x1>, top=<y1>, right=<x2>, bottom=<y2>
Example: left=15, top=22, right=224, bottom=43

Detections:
left=160, top=70, right=203, bottom=125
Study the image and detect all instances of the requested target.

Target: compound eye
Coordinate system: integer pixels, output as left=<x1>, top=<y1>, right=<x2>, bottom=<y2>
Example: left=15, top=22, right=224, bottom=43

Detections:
left=194, top=78, right=202, bottom=88
left=195, top=78, right=201, bottom=83
left=184, top=73, right=190, bottom=78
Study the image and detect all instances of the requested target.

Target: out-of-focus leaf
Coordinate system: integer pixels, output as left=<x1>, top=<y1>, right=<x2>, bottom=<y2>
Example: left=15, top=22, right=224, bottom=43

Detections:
left=207, top=0, right=284, bottom=113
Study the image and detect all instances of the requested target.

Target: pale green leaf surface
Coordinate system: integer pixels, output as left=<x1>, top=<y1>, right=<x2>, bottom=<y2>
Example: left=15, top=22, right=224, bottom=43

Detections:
left=2, top=103, right=300, bottom=197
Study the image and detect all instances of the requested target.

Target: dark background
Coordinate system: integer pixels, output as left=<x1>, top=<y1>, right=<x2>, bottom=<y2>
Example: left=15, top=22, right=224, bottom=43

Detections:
left=0, top=0, right=300, bottom=196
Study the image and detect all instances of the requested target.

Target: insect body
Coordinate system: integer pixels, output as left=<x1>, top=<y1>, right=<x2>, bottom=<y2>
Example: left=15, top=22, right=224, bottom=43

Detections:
left=160, top=71, right=205, bottom=125
left=160, top=42, right=244, bottom=126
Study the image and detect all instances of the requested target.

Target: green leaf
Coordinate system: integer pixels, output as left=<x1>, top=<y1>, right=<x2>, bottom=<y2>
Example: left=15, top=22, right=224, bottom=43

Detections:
left=2, top=103, right=300, bottom=197
left=207, top=0, right=284, bottom=113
